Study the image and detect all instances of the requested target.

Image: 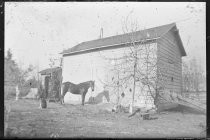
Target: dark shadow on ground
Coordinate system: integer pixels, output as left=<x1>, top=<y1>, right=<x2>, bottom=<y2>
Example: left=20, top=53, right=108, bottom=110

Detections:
left=164, top=105, right=206, bottom=115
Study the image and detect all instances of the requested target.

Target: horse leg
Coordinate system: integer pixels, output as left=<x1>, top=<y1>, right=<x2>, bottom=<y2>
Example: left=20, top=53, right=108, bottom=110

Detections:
left=79, top=88, right=86, bottom=106
left=62, top=92, right=66, bottom=105
left=59, top=93, right=63, bottom=104
left=81, top=93, right=85, bottom=106
left=60, top=92, right=63, bottom=104
left=81, top=91, right=88, bottom=106
left=61, top=96, right=63, bottom=104
left=60, top=92, right=66, bottom=105
left=60, top=96, right=63, bottom=104
left=83, top=93, right=87, bottom=105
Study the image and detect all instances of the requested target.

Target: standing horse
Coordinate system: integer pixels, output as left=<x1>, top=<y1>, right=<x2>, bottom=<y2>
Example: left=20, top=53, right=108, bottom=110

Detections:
left=60, top=80, right=95, bottom=105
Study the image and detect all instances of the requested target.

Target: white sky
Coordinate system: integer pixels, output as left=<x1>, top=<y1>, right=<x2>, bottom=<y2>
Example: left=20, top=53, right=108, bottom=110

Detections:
left=5, top=2, right=206, bottom=72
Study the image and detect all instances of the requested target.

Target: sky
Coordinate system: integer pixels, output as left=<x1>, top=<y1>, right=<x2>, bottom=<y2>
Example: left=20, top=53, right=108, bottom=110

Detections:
left=5, top=2, right=206, bottom=72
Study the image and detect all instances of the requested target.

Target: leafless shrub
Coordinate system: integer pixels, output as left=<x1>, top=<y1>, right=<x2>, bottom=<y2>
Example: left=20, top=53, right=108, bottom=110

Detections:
left=4, top=103, right=11, bottom=137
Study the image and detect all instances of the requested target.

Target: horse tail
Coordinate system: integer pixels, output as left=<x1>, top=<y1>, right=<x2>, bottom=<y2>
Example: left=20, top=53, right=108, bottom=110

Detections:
left=61, top=84, right=64, bottom=96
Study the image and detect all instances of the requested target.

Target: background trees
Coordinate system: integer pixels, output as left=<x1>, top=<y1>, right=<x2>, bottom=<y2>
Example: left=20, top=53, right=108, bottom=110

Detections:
left=4, top=49, right=39, bottom=98
left=182, top=57, right=206, bottom=92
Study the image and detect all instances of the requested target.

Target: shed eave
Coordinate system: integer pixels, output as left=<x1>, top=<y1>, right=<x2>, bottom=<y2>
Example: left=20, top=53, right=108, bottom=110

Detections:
left=176, top=31, right=187, bottom=57
left=61, top=37, right=160, bottom=56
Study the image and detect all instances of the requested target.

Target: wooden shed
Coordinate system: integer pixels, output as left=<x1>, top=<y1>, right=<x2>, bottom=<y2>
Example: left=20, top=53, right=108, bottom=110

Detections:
left=39, top=67, right=62, bottom=101
left=61, top=23, right=186, bottom=110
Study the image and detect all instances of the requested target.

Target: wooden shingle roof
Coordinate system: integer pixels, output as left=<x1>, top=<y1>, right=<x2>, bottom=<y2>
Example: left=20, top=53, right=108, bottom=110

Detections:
left=39, top=67, right=61, bottom=75
left=62, top=22, right=186, bottom=56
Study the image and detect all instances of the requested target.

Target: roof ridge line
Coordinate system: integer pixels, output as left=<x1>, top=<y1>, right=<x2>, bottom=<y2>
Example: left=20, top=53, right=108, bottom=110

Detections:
left=62, top=22, right=178, bottom=55
left=77, top=22, right=177, bottom=45
left=158, top=22, right=176, bottom=38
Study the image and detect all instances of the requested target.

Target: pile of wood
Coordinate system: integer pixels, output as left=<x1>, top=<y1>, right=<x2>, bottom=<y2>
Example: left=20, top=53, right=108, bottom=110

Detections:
left=128, top=107, right=158, bottom=120
left=112, top=105, right=129, bottom=113
left=176, top=96, right=206, bottom=114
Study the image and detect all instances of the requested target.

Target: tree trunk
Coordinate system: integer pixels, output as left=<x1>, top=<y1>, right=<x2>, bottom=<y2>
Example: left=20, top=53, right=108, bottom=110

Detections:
left=117, top=70, right=120, bottom=106
left=130, top=59, right=137, bottom=114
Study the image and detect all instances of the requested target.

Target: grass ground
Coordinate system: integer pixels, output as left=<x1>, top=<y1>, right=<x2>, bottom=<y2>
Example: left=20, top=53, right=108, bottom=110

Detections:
left=4, top=98, right=206, bottom=138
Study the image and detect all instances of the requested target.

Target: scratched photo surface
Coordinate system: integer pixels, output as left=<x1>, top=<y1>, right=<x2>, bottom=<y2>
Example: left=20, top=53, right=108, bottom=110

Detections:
left=4, top=2, right=206, bottom=138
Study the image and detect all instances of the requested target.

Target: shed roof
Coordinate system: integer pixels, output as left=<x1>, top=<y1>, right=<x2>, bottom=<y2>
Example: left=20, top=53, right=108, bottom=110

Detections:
left=39, top=67, right=61, bottom=75
left=62, top=22, right=186, bottom=56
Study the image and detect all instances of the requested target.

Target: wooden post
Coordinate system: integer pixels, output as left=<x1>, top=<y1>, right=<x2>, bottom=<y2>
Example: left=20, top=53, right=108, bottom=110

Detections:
left=15, top=85, right=20, bottom=100
left=37, top=61, right=40, bottom=99
left=59, top=58, right=63, bottom=103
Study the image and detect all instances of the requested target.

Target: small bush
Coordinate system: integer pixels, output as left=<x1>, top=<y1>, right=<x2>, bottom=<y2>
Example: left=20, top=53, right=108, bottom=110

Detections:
left=4, top=85, right=31, bottom=99
left=4, top=85, right=16, bottom=99
left=19, top=86, right=31, bottom=97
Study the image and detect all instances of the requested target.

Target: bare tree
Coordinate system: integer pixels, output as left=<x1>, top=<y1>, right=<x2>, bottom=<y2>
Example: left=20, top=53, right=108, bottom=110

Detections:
left=97, top=13, right=172, bottom=114
left=182, top=58, right=206, bottom=93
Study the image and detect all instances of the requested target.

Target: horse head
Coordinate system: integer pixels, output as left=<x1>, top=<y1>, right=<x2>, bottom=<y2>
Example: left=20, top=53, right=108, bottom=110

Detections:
left=89, top=80, right=95, bottom=92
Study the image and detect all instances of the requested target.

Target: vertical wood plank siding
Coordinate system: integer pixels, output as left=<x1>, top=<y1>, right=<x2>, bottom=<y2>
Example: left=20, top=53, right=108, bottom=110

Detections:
left=157, top=28, right=182, bottom=95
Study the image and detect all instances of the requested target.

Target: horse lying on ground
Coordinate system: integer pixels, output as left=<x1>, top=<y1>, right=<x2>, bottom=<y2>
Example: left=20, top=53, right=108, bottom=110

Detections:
left=60, top=80, right=95, bottom=106
left=86, top=90, right=110, bottom=104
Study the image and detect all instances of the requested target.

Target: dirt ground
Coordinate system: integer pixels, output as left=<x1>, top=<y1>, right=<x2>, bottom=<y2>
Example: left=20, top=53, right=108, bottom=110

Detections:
left=4, top=98, right=206, bottom=138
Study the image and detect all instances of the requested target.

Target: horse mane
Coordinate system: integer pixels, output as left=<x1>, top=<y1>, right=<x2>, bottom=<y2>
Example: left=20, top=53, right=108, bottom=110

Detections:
left=78, top=80, right=94, bottom=85
left=85, top=80, right=94, bottom=83
left=63, top=81, right=94, bottom=88
left=63, top=81, right=76, bottom=86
